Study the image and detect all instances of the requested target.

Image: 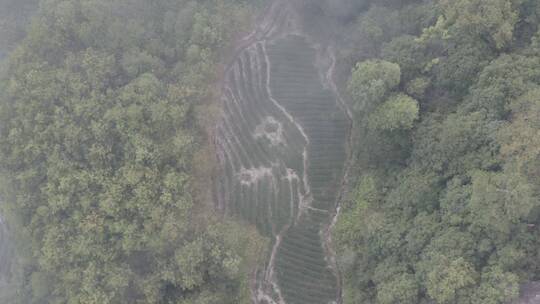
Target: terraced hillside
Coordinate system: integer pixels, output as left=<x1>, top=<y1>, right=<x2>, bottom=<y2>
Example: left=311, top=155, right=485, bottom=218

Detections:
left=215, top=3, right=350, bottom=303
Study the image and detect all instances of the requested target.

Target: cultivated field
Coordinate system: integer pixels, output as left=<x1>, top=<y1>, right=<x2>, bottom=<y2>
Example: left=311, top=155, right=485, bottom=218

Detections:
left=216, top=12, right=349, bottom=303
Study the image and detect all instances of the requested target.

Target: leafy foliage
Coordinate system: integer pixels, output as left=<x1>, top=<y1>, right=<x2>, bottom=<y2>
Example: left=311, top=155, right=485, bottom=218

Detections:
left=347, top=60, right=401, bottom=113
left=332, top=0, right=540, bottom=303
left=368, top=93, right=419, bottom=131
left=438, top=0, right=522, bottom=50
left=0, top=0, right=264, bottom=303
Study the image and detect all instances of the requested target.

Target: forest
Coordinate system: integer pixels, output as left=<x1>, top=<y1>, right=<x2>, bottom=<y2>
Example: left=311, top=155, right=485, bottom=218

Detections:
left=0, top=0, right=266, bottom=303
left=320, top=0, right=540, bottom=303
left=0, top=0, right=539, bottom=303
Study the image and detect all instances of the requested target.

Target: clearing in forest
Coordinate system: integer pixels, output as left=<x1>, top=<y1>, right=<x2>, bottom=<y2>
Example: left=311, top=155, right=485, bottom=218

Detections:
left=215, top=2, right=350, bottom=303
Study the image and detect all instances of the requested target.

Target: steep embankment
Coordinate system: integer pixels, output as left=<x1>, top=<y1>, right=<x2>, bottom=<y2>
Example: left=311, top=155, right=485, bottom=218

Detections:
left=215, top=1, right=351, bottom=303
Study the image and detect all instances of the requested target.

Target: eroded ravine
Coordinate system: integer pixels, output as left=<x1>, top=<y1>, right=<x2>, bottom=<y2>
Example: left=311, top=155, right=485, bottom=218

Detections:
left=215, top=2, right=351, bottom=303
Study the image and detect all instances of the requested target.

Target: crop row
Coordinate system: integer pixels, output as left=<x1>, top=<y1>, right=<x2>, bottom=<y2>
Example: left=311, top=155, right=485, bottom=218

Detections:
left=265, top=35, right=346, bottom=304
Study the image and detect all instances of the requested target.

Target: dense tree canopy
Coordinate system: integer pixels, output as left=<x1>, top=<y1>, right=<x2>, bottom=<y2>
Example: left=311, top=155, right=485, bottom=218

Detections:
left=438, top=0, right=522, bottom=50
left=347, top=60, right=401, bottom=113
left=368, top=93, right=419, bottom=131
left=330, top=0, right=540, bottom=303
left=0, top=0, right=264, bottom=303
